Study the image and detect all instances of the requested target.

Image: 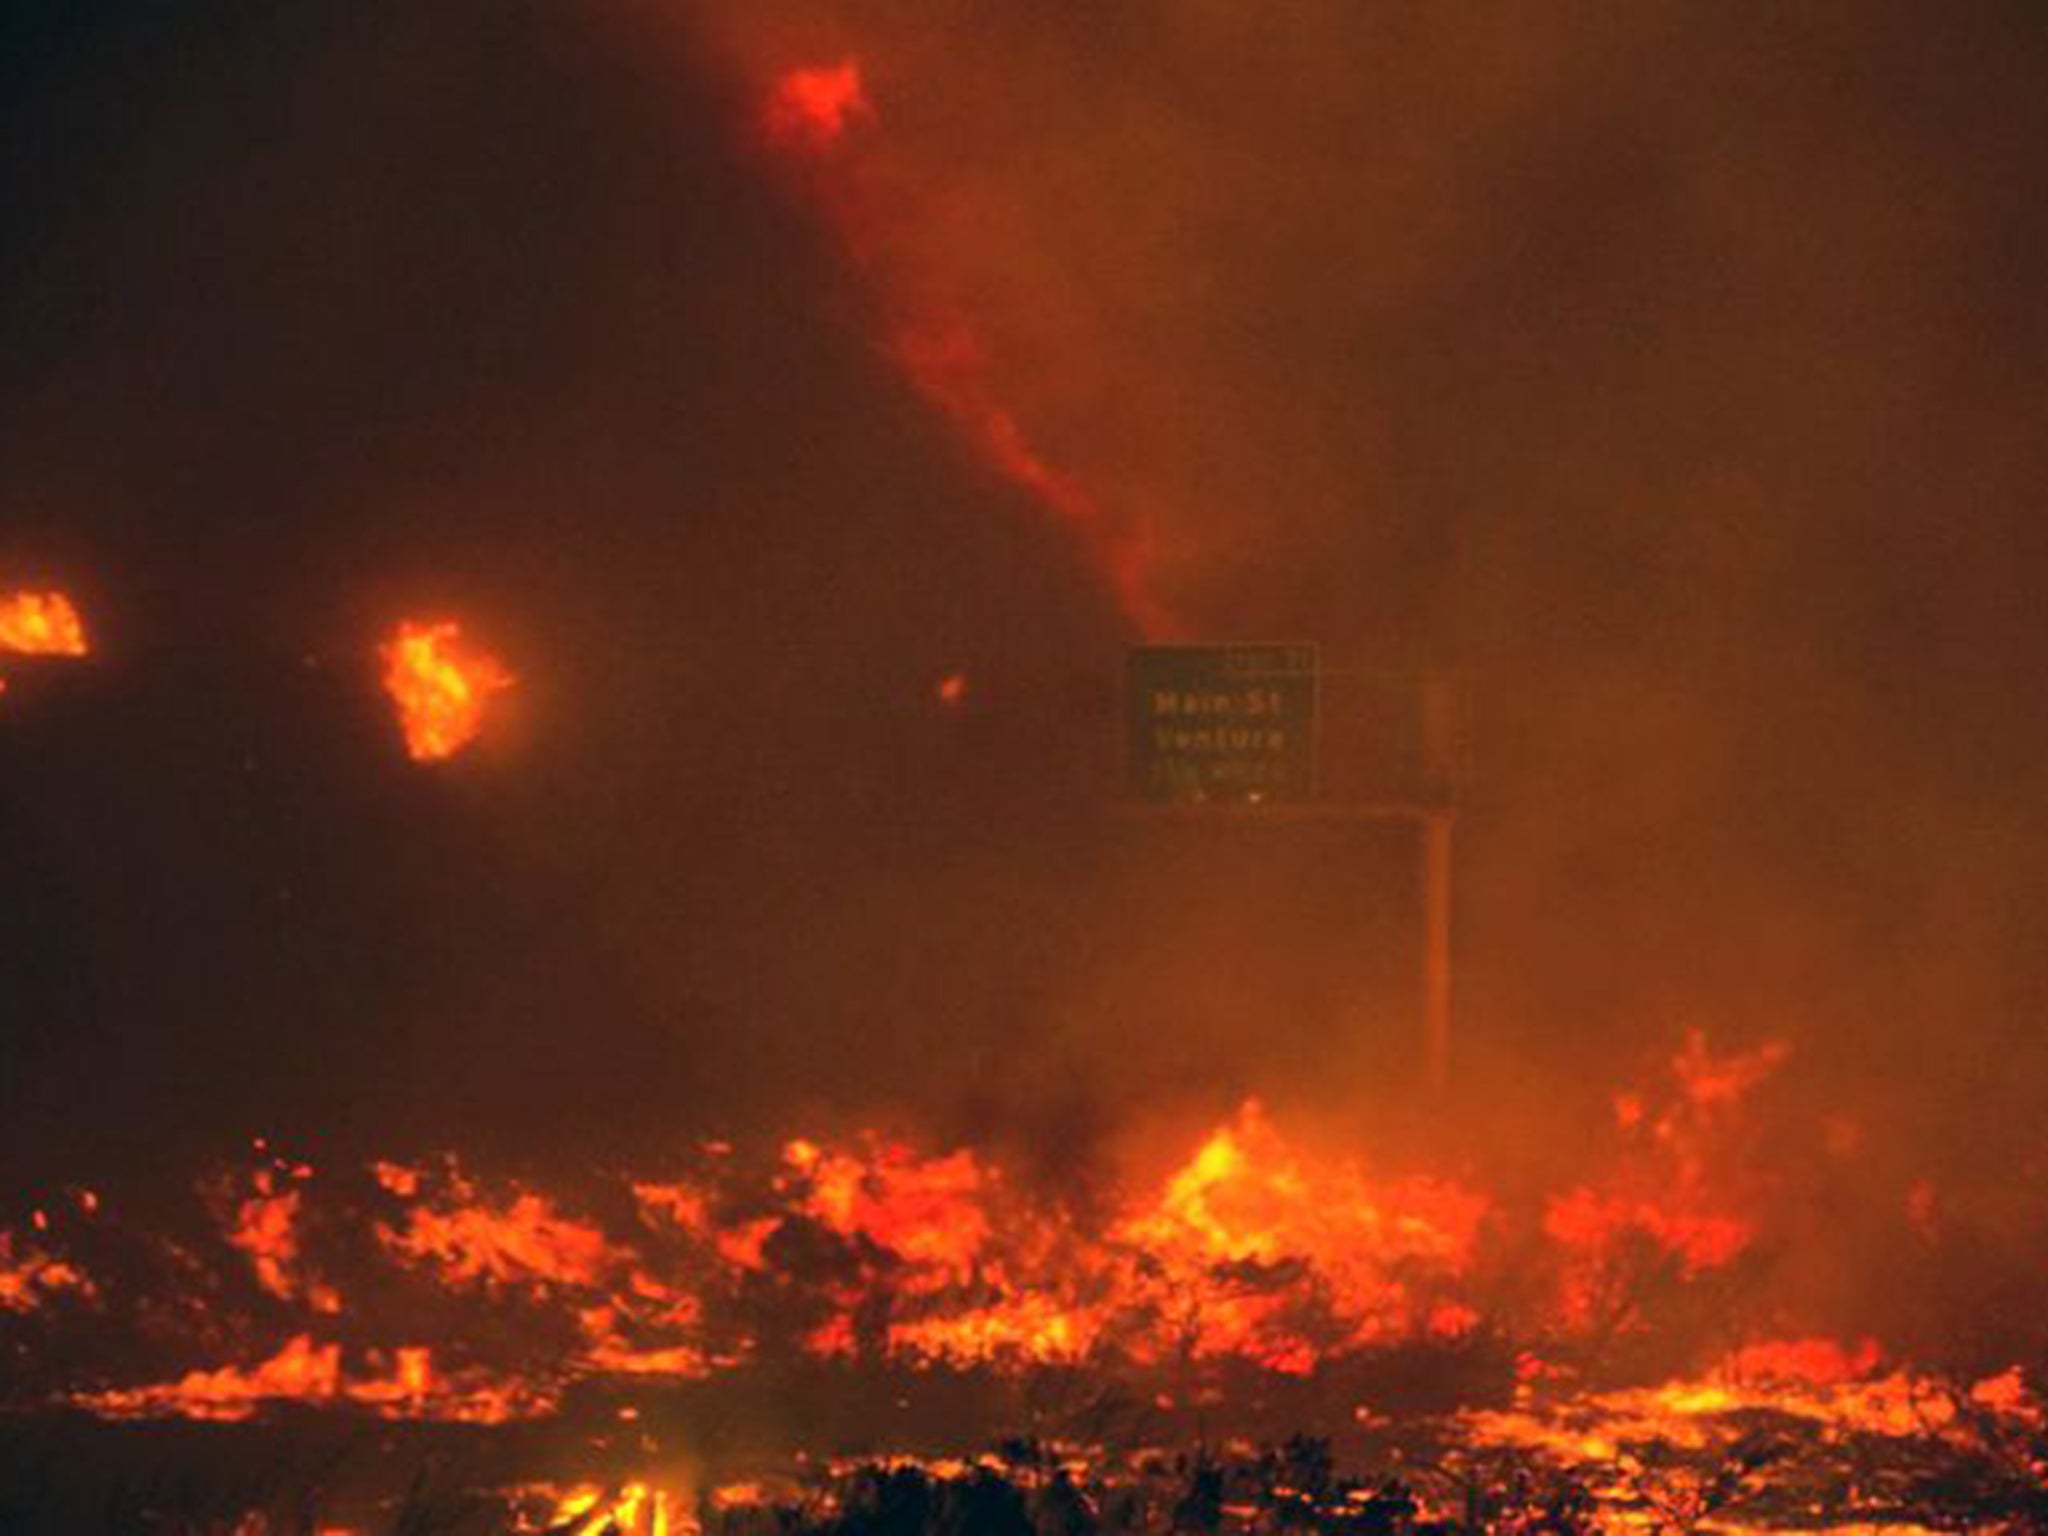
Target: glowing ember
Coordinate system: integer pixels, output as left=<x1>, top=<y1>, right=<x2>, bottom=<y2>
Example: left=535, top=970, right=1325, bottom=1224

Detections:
left=935, top=670, right=969, bottom=707
left=378, top=618, right=513, bottom=762
left=0, top=588, right=88, bottom=655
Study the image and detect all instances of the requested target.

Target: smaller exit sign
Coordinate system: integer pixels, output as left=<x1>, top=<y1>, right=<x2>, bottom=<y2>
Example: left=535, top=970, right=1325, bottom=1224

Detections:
left=1127, top=644, right=1318, bottom=804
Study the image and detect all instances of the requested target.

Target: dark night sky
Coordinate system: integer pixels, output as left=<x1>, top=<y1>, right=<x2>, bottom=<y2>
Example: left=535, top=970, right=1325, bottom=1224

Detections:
left=4, top=2, right=2048, bottom=1209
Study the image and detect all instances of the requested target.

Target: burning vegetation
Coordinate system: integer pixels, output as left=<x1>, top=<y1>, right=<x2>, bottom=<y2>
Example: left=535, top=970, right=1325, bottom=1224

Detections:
left=378, top=619, right=515, bottom=763
left=2, top=1039, right=2045, bottom=1529
left=4, top=3, right=2048, bottom=1531
left=0, top=590, right=88, bottom=656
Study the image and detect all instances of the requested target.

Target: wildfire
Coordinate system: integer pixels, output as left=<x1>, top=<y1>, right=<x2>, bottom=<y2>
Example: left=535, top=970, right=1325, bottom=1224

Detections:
left=0, top=588, right=88, bottom=655
left=24, top=1024, right=2025, bottom=1517
left=377, top=618, right=513, bottom=762
left=1112, top=1101, right=1488, bottom=1371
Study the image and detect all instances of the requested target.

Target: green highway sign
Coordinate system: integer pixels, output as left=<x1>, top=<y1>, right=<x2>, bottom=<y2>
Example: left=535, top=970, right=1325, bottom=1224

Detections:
left=1126, top=643, right=1318, bottom=804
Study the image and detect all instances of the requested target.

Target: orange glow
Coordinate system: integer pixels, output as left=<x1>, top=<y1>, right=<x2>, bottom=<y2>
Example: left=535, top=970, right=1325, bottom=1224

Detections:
left=0, top=589, right=88, bottom=655
left=765, top=59, right=869, bottom=151
left=378, top=619, right=513, bottom=762
left=890, top=317, right=1162, bottom=633
left=1725, top=1334, right=1883, bottom=1384
left=935, top=670, right=969, bottom=707
left=760, top=63, right=1168, bottom=635
left=77, top=1335, right=543, bottom=1423
left=1671, top=1029, right=1791, bottom=1111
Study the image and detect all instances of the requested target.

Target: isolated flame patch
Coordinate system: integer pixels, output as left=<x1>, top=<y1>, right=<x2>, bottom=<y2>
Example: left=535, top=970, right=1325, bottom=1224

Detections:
left=0, top=589, right=88, bottom=655
left=379, top=619, right=513, bottom=762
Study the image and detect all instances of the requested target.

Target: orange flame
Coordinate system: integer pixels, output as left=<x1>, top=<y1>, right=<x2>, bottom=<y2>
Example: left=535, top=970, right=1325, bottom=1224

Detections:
left=223, top=1166, right=341, bottom=1313
left=45, top=1037, right=1970, bottom=1432
left=77, top=1335, right=540, bottom=1423
left=377, top=1172, right=623, bottom=1293
left=0, top=1230, right=89, bottom=1312
left=1113, top=1101, right=1488, bottom=1372
left=378, top=619, right=513, bottom=762
left=0, top=589, right=88, bottom=655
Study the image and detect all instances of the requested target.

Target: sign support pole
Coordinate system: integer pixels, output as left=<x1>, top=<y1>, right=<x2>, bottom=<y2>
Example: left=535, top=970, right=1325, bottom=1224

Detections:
left=1417, top=670, right=1458, bottom=1092
left=1421, top=808, right=1454, bottom=1093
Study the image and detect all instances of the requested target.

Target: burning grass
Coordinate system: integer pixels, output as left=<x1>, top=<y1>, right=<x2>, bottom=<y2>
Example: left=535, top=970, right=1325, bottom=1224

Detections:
left=0, top=1036, right=1998, bottom=1424
left=6, top=1037, right=2047, bottom=1528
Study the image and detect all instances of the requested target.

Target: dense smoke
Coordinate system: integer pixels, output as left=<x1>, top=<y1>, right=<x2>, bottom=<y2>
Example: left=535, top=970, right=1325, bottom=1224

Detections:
left=2, top=0, right=2047, bottom=1323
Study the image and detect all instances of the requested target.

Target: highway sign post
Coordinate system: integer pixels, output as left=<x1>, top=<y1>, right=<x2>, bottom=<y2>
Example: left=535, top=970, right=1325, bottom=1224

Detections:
left=1126, top=643, right=1319, bottom=804
left=1124, top=647, right=1457, bottom=1090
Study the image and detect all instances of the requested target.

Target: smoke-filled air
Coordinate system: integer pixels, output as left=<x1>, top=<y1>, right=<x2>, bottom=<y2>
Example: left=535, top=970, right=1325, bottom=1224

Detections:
left=3, top=3, right=2048, bottom=1531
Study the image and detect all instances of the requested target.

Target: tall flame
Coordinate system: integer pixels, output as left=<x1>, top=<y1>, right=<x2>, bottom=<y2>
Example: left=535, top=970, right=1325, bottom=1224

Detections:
left=378, top=619, right=513, bottom=763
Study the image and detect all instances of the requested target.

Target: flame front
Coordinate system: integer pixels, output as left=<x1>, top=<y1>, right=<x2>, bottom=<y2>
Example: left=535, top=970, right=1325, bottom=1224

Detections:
left=378, top=618, right=513, bottom=762
left=19, top=1024, right=2027, bottom=1528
